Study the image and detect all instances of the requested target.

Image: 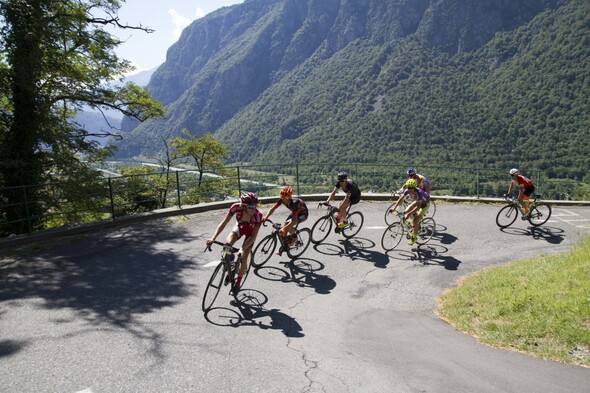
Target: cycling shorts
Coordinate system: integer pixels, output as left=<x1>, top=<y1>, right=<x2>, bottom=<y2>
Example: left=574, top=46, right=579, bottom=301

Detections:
left=523, top=185, right=535, bottom=198
left=287, top=213, right=308, bottom=224
left=231, top=222, right=255, bottom=239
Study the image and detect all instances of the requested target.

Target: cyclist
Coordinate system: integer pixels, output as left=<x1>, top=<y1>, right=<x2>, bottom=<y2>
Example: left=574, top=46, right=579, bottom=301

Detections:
left=405, top=167, right=431, bottom=192
left=263, top=186, right=309, bottom=255
left=206, top=191, right=262, bottom=293
left=505, top=168, right=535, bottom=216
left=389, top=178, right=430, bottom=245
left=324, top=171, right=361, bottom=233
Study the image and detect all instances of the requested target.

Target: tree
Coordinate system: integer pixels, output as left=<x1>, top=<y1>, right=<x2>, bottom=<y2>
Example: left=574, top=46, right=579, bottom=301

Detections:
left=171, top=130, right=228, bottom=187
left=0, top=0, right=165, bottom=234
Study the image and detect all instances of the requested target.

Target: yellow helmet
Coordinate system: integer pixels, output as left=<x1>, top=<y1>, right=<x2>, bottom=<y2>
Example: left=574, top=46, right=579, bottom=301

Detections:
left=279, top=186, right=293, bottom=198
left=405, top=179, right=418, bottom=189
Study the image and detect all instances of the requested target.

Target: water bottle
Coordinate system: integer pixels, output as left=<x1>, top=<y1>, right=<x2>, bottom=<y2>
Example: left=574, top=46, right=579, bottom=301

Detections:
left=229, top=253, right=236, bottom=269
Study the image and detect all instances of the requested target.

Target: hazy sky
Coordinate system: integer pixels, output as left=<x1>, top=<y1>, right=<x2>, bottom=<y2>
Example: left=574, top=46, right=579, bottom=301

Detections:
left=110, top=0, right=244, bottom=73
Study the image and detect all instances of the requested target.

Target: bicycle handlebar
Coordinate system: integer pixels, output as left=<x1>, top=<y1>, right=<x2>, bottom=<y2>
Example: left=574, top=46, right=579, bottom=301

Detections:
left=205, top=240, right=239, bottom=254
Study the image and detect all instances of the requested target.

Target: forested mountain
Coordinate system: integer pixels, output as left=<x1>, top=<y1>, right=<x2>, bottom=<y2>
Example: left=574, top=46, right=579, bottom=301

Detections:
left=115, top=0, right=589, bottom=180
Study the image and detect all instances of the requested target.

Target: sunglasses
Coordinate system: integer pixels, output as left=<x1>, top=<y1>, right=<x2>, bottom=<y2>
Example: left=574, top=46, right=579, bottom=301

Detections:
left=245, top=204, right=257, bottom=209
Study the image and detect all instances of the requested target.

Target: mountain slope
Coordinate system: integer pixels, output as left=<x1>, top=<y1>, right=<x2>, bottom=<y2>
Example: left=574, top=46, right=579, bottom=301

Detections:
left=114, top=0, right=588, bottom=180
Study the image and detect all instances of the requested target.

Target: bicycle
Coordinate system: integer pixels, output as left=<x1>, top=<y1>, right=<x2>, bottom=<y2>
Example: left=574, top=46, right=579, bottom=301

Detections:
left=384, top=190, right=436, bottom=225
left=381, top=211, right=436, bottom=251
left=310, top=202, right=364, bottom=244
left=251, top=219, right=312, bottom=268
left=201, top=241, right=251, bottom=312
left=496, top=194, right=552, bottom=228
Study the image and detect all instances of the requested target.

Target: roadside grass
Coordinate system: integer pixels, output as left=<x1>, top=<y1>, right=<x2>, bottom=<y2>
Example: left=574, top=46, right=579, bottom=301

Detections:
left=437, top=236, right=590, bottom=367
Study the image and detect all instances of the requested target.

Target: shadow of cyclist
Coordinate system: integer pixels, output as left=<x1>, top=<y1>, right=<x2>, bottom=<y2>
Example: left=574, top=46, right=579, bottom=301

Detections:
left=339, top=238, right=390, bottom=268
left=254, top=259, right=336, bottom=294
left=205, top=290, right=304, bottom=337
left=410, top=245, right=462, bottom=271
left=500, top=225, right=565, bottom=244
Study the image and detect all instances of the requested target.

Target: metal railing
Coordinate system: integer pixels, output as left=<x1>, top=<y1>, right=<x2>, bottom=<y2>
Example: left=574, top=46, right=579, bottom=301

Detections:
left=1, top=162, right=588, bottom=236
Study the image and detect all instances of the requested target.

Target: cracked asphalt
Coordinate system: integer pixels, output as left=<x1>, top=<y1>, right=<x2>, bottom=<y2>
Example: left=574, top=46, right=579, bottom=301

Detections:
left=1, top=201, right=589, bottom=392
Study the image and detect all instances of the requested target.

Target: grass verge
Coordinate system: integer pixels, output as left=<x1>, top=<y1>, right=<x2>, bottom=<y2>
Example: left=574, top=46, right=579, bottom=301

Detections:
left=436, top=236, right=590, bottom=367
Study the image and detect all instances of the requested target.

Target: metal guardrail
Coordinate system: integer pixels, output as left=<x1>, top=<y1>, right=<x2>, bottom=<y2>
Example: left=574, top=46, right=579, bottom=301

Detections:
left=1, top=162, right=588, bottom=237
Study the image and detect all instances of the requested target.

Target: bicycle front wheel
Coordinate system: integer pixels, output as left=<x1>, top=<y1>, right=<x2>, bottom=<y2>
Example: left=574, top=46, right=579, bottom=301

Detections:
left=384, top=201, right=398, bottom=225
left=202, top=262, right=225, bottom=312
left=417, top=217, right=436, bottom=245
left=528, top=203, right=552, bottom=226
left=311, top=215, right=332, bottom=244
left=381, top=222, right=403, bottom=251
left=286, top=228, right=311, bottom=259
left=342, top=211, right=364, bottom=238
left=426, top=199, right=436, bottom=218
left=251, top=235, right=277, bottom=268
left=496, top=205, right=518, bottom=228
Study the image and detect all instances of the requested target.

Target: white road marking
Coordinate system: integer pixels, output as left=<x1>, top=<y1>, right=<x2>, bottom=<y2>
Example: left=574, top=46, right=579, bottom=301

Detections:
left=552, top=208, right=579, bottom=217
left=203, top=260, right=220, bottom=268
left=75, top=389, right=93, bottom=393
left=365, top=226, right=387, bottom=229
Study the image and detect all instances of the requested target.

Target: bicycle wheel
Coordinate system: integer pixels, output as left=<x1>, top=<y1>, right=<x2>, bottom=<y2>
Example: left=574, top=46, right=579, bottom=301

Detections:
left=286, top=228, right=311, bottom=259
left=496, top=205, right=518, bottom=228
left=202, top=262, right=225, bottom=312
left=311, top=215, right=332, bottom=244
left=251, top=234, right=277, bottom=268
left=384, top=201, right=398, bottom=225
left=417, top=217, right=435, bottom=245
left=342, top=211, right=364, bottom=238
left=426, top=199, right=436, bottom=218
left=528, top=203, right=552, bottom=227
left=381, top=222, right=403, bottom=251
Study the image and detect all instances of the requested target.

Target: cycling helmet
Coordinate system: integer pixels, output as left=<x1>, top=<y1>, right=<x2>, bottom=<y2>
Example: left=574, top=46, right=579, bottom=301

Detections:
left=337, top=171, right=348, bottom=181
left=240, top=191, right=258, bottom=205
left=509, top=168, right=519, bottom=175
left=407, top=167, right=417, bottom=175
left=405, top=179, right=418, bottom=189
left=279, top=186, right=293, bottom=199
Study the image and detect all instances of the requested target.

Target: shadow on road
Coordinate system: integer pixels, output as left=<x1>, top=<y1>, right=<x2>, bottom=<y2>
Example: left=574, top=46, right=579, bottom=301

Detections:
left=0, top=221, right=196, bottom=358
left=500, top=225, right=565, bottom=244
left=312, top=237, right=390, bottom=268
left=204, top=289, right=304, bottom=338
left=253, top=258, right=336, bottom=294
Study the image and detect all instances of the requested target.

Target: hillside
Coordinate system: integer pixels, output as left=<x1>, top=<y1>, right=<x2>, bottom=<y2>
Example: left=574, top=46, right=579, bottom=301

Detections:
left=114, top=0, right=589, bottom=181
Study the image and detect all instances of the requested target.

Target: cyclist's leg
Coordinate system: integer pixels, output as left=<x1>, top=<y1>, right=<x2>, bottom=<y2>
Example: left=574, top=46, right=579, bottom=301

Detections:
left=522, top=186, right=534, bottom=214
left=338, top=195, right=351, bottom=222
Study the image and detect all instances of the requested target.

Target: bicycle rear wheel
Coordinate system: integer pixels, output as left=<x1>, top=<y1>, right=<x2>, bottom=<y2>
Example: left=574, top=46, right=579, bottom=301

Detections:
left=311, top=215, right=332, bottom=244
left=417, top=217, right=435, bottom=245
left=342, top=211, right=364, bottom=238
left=496, top=205, right=518, bottom=228
left=202, top=262, right=225, bottom=312
left=381, top=222, right=403, bottom=251
left=286, top=228, right=311, bottom=259
left=251, top=234, right=277, bottom=268
left=528, top=203, right=552, bottom=226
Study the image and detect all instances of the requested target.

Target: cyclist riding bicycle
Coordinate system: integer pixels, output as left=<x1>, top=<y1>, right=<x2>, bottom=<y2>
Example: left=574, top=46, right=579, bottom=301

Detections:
left=505, top=168, right=535, bottom=216
left=263, top=186, right=309, bottom=255
left=325, top=171, right=361, bottom=233
left=206, top=191, right=262, bottom=293
left=404, top=167, right=431, bottom=192
left=389, top=178, right=430, bottom=245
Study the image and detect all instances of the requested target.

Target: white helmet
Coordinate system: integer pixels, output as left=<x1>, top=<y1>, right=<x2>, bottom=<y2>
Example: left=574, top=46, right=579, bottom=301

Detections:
left=509, top=168, right=519, bottom=175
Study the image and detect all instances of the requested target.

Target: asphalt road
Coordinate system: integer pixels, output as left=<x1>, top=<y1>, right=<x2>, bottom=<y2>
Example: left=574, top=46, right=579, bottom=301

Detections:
left=1, top=201, right=589, bottom=392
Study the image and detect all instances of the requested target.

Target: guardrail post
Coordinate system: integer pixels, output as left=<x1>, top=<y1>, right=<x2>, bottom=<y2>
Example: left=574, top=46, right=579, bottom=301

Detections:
left=296, top=164, right=300, bottom=195
left=176, top=171, right=181, bottom=207
left=108, top=177, right=116, bottom=220
left=476, top=170, right=480, bottom=199
left=237, top=166, right=241, bottom=195
left=23, top=186, right=32, bottom=234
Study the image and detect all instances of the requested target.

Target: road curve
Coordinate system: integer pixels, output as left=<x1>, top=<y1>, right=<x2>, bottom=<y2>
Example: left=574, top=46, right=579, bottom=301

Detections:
left=0, top=201, right=589, bottom=392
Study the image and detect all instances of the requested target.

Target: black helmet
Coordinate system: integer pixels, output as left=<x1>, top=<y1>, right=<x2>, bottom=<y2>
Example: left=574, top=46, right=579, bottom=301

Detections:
left=337, top=171, right=348, bottom=181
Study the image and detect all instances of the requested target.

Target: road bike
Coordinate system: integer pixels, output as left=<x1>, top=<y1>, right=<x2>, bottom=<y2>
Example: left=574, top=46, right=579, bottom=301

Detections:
left=201, top=241, right=251, bottom=312
left=384, top=190, right=436, bottom=225
left=310, top=202, right=364, bottom=244
left=251, top=219, right=311, bottom=268
left=496, top=194, right=552, bottom=228
left=381, top=211, right=436, bottom=251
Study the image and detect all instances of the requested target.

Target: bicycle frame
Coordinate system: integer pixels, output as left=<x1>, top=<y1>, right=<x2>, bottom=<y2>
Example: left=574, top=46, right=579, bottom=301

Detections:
left=381, top=211, right=435, bottom=251
left=496, top=194, right=552, bottom=228
left=251, top=219, right=311, bottom=267
left=310, top=202, right=364, bottom=244
left=201, top=241, right=244, bottom=312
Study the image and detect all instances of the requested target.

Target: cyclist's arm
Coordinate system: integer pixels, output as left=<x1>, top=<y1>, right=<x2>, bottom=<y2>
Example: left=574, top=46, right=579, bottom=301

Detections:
left=263, top=204, right=279, bottom=222
left=390, top=194, right=406, bottom=212
left=207, top=212, right=232, bottom=244
left=325, top=188, right=337, bottom=204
